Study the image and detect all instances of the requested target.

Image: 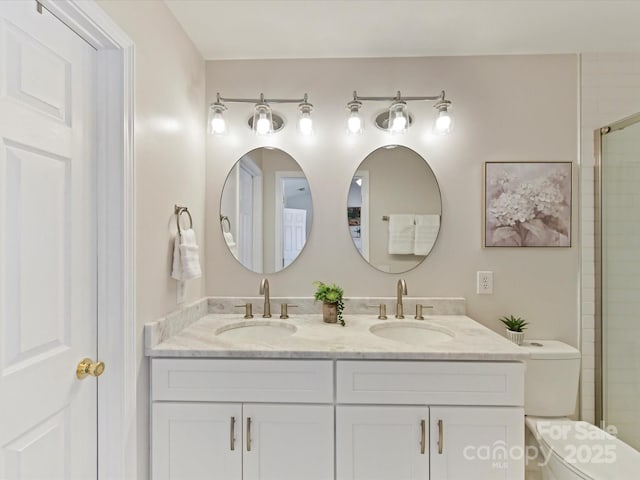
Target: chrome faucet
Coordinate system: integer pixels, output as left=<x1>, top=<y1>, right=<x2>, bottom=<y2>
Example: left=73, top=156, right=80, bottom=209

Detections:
left=396, top=279, right=407, bottom=319
left=259, top=278, right=271, bottom=318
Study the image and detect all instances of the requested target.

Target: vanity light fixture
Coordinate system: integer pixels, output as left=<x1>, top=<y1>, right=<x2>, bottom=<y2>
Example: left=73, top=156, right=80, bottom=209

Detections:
left=346, top=90, right=453, bottom=136
left=208, top=92, right=313, bottom=137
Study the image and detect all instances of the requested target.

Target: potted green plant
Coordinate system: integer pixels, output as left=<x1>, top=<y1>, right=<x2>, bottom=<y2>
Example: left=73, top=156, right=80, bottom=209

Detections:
left=313, top=281, right=345, bottom=326
left=499, top=315, right=528, bottom=345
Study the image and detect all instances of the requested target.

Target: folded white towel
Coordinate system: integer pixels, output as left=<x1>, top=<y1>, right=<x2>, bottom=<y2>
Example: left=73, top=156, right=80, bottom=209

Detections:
left=171, top=228, right=202, bottom=281
left=388, top=214, right=415, bottom=255
left=414, top=214, right=440, bottom=256
left=223, top=231, right=239, bottom=258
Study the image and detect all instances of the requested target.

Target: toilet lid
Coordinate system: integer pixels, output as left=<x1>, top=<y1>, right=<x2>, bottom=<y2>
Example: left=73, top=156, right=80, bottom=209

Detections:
left=527, top=417, right=640, bottom=480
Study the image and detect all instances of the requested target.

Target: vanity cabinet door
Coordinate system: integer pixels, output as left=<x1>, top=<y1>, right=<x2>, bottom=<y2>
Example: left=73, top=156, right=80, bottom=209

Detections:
left=429, top=406, right=524, bottom=480
left=336, top=405, right=429, bottom=480
left=152, top=402, right=242, bottom=480
left=242, top=403, right=334, bottom=480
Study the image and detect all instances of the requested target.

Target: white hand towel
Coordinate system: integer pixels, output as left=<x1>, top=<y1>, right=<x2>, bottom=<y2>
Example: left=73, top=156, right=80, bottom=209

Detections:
left=223, top=231, right=239, bottom=258
left=414, top=214, right=440, bottom=256
left=388, top=214, right=415, bottom=255
left=171, top=228, right=202, bottom=280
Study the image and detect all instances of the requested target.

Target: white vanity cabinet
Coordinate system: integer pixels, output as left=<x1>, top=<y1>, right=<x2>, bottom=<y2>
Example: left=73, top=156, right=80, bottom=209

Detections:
left=150, top=359, right=334, bottom=480
left=335, top=361, right=525, bottom=480
left=150, top=358, right=525, bottom=480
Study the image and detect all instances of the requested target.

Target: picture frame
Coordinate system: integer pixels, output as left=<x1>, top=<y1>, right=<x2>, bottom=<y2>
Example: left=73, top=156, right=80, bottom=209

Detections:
left=483, top=161, right=572, bottom=247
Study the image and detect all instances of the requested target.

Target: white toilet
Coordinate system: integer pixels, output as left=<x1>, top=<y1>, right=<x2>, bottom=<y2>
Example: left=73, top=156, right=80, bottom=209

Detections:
left=522, top=340, right=640, bottom=479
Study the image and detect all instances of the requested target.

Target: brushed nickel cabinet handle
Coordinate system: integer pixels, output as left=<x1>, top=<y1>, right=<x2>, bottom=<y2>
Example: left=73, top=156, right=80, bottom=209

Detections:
left=230, top=416, right=236, bottom=451
left=420, top=419, right=426, bottom=454
left=246, top=417, right=252, bottom=452
left=437, top=419, right=444, bottom=454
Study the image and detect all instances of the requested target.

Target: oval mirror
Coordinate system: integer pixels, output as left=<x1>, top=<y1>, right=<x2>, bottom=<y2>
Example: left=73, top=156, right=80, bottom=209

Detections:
left=347, top=145, right=441, bottom=273
left=220, top=147, right=313, bottom=274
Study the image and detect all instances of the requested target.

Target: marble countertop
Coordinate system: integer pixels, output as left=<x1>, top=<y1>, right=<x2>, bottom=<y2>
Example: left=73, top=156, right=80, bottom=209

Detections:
left=146, top=313, right=530, bottom=361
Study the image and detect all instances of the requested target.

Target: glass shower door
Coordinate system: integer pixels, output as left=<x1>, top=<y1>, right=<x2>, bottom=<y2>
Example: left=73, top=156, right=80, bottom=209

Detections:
left=599, top=115, right=640, bottom=450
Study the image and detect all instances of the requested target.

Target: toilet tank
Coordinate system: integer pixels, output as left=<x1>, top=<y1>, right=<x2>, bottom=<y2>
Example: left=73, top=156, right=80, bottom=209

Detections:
left=521, top=340, right=581, bottom=417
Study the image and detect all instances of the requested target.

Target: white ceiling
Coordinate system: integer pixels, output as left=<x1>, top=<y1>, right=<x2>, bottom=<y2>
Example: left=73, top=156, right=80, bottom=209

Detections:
left=164, top=0, right=640, bottom=60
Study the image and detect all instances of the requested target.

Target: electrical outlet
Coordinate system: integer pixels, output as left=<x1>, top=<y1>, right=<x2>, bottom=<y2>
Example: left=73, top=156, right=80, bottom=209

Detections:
left=477, top=271, right=493, bottom=294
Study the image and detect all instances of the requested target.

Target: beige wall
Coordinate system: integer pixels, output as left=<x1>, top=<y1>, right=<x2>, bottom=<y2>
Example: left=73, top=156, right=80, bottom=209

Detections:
left=97, top=1, right=205, bottom=478
left=206, top=55, right=579, bottom=345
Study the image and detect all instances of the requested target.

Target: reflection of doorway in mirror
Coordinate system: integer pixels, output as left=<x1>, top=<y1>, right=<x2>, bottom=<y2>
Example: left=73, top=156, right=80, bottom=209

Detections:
left=236, top=157, right=263, bottom=271
left=347, top=171, right=369, bottom=261
left=275, top=173, right=312, bottom=269
left=282, top=208, right=306, bottom=268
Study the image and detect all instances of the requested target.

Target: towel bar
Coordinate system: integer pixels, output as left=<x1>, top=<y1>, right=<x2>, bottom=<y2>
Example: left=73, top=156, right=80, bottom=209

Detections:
left=174, top=205, right=193, bottom=236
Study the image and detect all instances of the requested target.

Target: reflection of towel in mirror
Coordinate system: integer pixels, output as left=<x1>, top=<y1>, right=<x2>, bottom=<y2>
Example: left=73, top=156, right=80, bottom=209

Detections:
left=414, top=215, right=440, bottom=256
left=388, top=214, right=415, bottom=254
left=171, top=228, right=202, bottom=280
left=223, top=231, right=239, bottom=257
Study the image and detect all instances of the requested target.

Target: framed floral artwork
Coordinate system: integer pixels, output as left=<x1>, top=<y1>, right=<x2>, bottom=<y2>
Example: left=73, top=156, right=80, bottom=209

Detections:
left=484, top=161, right=572, bottom=247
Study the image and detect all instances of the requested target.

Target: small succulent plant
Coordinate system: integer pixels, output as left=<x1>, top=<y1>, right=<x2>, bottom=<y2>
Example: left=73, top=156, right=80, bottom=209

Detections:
left=499, top=315, right=528, bottom=332
left=313, top=281, right=345, bottom=326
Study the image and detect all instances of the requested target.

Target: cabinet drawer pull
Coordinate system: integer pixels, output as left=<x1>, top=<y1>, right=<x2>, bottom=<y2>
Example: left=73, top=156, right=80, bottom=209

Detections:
left=420, top=419, right=426, bottom=454
left=437, top=419, right=444, bottom=454
left=246, top=417, right=252, bottom=452
left=230, top=416, right=236, bottom=451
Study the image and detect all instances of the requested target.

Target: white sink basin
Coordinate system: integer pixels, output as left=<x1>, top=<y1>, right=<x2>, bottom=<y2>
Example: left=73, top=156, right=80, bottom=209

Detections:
left=370, top=322, right=454, bottom=346
left=215, top=321, right=297, bottom=342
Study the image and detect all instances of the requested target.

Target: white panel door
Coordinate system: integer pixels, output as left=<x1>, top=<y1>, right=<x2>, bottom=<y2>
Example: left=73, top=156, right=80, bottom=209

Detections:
left=336, top=405, right=429, bottom=480
left=0, top=3, right=98, bottom=479
left=282, top=208, right=306, bottom=268
left=430, top=406, right=525, bottom=480
left=152, top=402, right=242, bottom=480
left=243, top=404, right=333, bottom=480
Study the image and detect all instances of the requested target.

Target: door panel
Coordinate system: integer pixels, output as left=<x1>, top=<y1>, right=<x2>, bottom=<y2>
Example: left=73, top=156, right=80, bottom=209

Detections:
left=0, top=2, right=97, bottom=479
left=243, top=404, right=334, bottom=480
left=336, top=405, right=429, bottom=480
left=152, top=403, right=242, bottom=480
left=429, top=406, right=524, bottom=480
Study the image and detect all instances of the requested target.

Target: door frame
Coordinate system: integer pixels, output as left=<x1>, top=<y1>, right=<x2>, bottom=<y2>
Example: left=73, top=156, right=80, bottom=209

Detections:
left=38, top=1, right=136, bottom=479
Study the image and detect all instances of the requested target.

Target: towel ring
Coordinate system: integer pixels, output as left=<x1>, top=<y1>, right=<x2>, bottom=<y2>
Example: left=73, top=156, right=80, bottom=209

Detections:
left=174, top=205, right=193, bottom=236
left=220, top=215, right=231, bottom=233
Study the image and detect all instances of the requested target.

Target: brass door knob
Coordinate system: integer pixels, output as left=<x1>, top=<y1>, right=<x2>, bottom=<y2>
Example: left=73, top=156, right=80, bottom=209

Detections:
left=76, top=358, right=105, bottom=379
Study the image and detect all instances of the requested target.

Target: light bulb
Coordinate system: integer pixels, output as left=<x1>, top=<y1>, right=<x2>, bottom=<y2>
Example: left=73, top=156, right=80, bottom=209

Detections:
left=390, top=113, right=407, bottom=132
left=347, top=111, right=362, bottom=134
left=207, top=99, right=227, bottom=135
left=434, top=110, right=452, bottom=135
left=256, top=114, right=270, bottom=135
left=298, top=114, right=313, bottom=136
left=297, top=97, right=314, bottom=136
left=210, top=114, right=226, bottom=135
left=388, top=100, right=408, bottom=134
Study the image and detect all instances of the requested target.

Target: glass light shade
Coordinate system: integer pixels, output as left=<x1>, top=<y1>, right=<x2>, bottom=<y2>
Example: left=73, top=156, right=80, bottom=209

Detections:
left=298, top=104, right=313, bottom=136
left=253, top=104, right=273, bottom=136
left=434, top=109, right=453, bottom=135
left=208, top=104, right=227, bottom=135
left=347, top=105, right=363, bottom=135
left=388, top=101, right=409, bottom=134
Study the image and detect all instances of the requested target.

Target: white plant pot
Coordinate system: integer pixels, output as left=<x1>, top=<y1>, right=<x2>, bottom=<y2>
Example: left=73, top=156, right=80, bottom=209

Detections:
left=506, top=329, right=525, bottom=346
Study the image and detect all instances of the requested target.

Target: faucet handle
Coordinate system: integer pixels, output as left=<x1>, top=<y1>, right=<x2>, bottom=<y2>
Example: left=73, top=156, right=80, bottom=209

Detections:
left=368, top=304, right=388, bottom=320
left=280, top=304, right=298, bottom=319
left=235, top=303, right=254, bottom=319
left=415, top=304, right=433, bottom=320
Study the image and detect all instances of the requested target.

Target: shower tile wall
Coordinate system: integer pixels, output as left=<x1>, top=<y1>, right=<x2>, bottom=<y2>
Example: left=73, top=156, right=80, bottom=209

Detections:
left=581, top=53, right=640, bottom=424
